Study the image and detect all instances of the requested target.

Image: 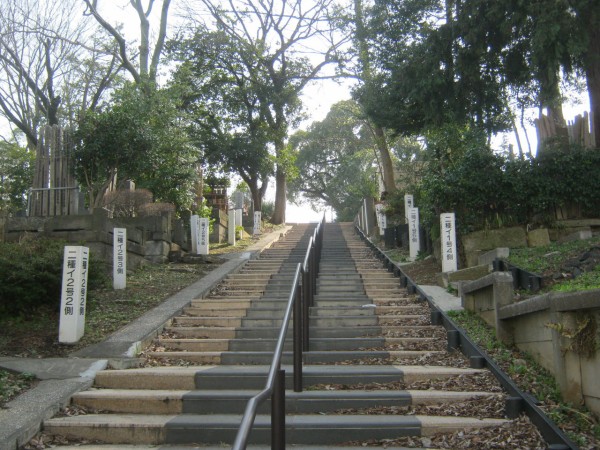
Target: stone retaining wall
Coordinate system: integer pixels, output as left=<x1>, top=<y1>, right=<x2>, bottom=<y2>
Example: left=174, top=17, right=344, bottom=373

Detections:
left=3, top=210, right=185, bottom=268
left=461, top=276, right=600, bottom=415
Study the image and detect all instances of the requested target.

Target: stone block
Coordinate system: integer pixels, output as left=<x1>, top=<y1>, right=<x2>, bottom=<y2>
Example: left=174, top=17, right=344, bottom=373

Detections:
left=439, top=264, right=491, bottom=288
left=448, top=264, right=491, bottom=282
left=478, top=248, right=510, bottom=266
left=561, top=229, right=593, bottom=243
left=462, top=227, right=527, bottom=267
left=461, top=271, right=514, bottom=344
left=527, top=228, right=550, bottom=247
left=144, top=240, right=170, bottom=257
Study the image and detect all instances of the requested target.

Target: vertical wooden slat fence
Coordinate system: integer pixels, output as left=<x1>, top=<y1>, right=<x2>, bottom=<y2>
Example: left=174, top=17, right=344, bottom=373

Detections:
left=28, top=125, right=79, bottom=217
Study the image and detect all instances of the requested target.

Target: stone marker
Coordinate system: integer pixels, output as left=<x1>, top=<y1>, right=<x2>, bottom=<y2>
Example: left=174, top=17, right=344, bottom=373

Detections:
left=59, top=246, right=89, bottom=343
left=198, top=217, right=209, bottom=255
left=440, top=213, right=458, bottom=272
left=375, top=203, right=387, bottom=236
left=113, top=228, right=126, bottom=290
left=253, top=211, right=262, bottom=235
left=190, top=215, right=200, bottom=254
left=228, top=209, right=236, bottom=245
left=527, top=228, right=550, bottom=247
left=404, top=194, right=414, bottom=223
left=408, top=207, right=420, bottom=259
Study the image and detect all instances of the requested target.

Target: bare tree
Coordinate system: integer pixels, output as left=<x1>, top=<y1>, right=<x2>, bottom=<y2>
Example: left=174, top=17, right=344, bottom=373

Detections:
left=0, top=0, right=121, bottom=149
left=82, top=0, right=172, bottom=85
left=191, top=0, right=348, bottom=224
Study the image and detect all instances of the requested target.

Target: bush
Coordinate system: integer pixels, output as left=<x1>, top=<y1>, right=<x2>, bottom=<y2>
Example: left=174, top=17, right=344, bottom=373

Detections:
left=407, top=144, right=600, bottom=235
left=0, top=239, right=107, bottom=317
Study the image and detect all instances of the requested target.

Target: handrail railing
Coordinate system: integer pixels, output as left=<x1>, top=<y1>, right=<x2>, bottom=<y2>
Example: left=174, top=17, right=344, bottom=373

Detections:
left=232, top=216, right=325, bottom=450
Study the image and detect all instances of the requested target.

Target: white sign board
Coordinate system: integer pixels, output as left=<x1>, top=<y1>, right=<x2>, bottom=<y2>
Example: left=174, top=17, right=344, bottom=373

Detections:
left=375, top=203, right=386, bottom=235
left=235, top=209, right=242, bottom=227
left=404, top=194, right=414, bottom=223
left=190, top=215, right=200, bottom=254
left=363, top=199, right=369, bottom=235
left=408, top=207, right=421, bottom=259
left=199, top=218, right=209, bottom=255
left=59, top=246, right=89, bottom=343
left=253, top=211, right=262, bottom=235
left=441, top=213, right=458, bottom=272
left=113, top=228, right=126, bottom=290
left=228, top=209, right=236, bottom=245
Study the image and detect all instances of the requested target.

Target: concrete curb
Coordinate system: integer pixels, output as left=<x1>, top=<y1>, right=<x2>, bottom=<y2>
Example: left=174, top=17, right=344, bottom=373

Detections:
left=0, top=226, right=291, bottom=450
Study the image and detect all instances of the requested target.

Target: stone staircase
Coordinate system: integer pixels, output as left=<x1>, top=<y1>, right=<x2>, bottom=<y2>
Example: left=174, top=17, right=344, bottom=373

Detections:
left=41, top=222, right=534, bottom=448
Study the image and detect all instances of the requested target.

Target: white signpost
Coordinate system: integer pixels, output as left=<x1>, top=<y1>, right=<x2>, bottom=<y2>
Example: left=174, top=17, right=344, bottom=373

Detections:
left=404, top=194, right=414, bottom=223
left=440, top=213, right=458, bottom=272
left=363, top=199, right=369, bottom=235
left=253, top=211, right=262, bottom=235
left=190, top=215, right=200, bottom=254
left=375, top=203, right=386, bottom=236
left=59, top=246, right=89, bottom=343
left=228, top=209, right=236, bottom=245
left=113, top=228, right=126, bottom=290
left=199, top=218, right=210, bottom=255
left=408, top=207, right=421, bottom=259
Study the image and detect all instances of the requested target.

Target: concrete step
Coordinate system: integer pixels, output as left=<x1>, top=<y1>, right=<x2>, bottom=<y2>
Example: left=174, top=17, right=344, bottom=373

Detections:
left=144, top=349, right=442, bottom=365
left=94, top=365, right=484, bottom=391
left=72, top=388, right=496, bottom=415
left=43, top=413, right=507, bottom=445
left=164, top=325, right=437, bottom=339
left=16, top=446, right=431, bottom=450
left=156, top=337, right=436, bottom=352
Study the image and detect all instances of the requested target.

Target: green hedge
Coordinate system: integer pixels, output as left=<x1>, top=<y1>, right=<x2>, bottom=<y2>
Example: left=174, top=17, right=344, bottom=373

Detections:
left=0, top=239, right=107, bottom=317
left=389, top=145, right=600, bottom=235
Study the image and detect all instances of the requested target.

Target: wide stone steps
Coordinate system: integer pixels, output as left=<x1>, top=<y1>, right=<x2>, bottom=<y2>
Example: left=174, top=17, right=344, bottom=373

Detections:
left=71, top=388, right=494, bottom=414
left=44, top=413, right=507, bottom=445
left=42, top=222, right=518, bottom=448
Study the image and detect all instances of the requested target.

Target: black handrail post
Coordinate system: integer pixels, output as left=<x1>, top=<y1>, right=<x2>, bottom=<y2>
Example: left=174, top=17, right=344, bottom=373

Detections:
left=272, top=368, right=286, bottom=450
left=310, top=245, right=317, bottom=300
left=302, top=266, right=310, bottom=352
left=293, top=282, right=303, bottom=393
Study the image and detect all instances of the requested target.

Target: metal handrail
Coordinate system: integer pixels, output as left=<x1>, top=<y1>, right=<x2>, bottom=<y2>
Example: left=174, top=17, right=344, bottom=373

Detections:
left=232, top=263, right=302, bottom=450
left=232, top=218, right=325, bottom=450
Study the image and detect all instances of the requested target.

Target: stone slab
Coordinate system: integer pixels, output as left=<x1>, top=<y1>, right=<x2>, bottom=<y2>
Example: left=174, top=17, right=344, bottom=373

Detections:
left=478, top=247, right=509, bottom=266
left=527, top=228, right=550, bottom=247
left=419, top=285, right=463, bottom=312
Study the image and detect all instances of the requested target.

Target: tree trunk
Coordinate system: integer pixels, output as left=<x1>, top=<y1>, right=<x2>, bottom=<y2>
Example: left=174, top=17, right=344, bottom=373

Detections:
left=585, top=10, right=600, bottom=147
left=271, top=166, right=286, bottom=224
left=373, top=125, right=396, bottom=193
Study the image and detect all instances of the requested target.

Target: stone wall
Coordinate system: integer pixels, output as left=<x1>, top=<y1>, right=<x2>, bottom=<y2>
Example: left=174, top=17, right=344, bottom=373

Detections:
left=3, top=209, right=179, bottom=268
left=461, top=276, right=600, bottom=416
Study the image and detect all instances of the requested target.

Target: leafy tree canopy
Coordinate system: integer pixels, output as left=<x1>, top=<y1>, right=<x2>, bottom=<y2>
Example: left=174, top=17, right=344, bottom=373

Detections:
left=0, top=140, right=34, bottom=214
left=73, top=83, right=198, bottom=212
left=288, top=100, right=378, bottom=221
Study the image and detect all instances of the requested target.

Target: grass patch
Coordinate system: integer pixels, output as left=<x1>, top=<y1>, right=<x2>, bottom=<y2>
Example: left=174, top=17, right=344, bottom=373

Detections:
left=508, top=236, right=600, bottom=274
left=448, top=309, right=600, bottom=448
left=0, top=370, right=36, bottom=407
left=551, top=265, right=600, bottom=292
left=0, top=261, right=221, bottom=358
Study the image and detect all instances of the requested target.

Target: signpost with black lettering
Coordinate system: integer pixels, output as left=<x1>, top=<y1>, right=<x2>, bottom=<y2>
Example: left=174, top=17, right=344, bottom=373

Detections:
left=59, top=246, right=89, bottom=343
left=190, top=215, right=201, bottom=254
left=408, top=207, right=420, bottom=259
left=404, top=194, right=414, bottom=223
left=113, top=228, right=126, bottom=289
left=253, top=211, right=261, bottom=235
left=228, top=209, right=236, bottom=245
left=440, top=213, right=458, bottom=272
left=199, top=217, right=209, bottom=255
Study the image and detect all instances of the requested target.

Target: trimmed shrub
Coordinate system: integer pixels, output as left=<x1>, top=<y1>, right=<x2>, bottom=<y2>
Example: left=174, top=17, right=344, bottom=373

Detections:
left=0, top=239, right=107, bottom=317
